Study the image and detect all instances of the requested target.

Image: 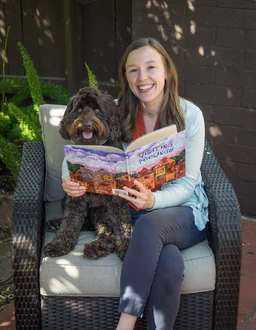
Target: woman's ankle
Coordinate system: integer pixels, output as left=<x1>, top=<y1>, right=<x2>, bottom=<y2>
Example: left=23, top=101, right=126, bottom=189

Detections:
left=116, top=313, right=137, bottom=330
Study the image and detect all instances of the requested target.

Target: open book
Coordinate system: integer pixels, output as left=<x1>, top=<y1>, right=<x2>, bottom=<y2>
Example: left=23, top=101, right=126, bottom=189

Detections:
left=63, top=124, right=186, bottom=196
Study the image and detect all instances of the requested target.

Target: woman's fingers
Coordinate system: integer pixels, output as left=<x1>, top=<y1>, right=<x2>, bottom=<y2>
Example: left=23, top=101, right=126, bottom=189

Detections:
left=119, top=180, right=155, bottom=209
left=62, top=176, right=86, bottom=197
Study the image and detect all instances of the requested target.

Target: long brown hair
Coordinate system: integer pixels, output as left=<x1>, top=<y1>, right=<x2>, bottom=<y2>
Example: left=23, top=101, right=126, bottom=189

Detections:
left=118, top=37, right=185, bottom=142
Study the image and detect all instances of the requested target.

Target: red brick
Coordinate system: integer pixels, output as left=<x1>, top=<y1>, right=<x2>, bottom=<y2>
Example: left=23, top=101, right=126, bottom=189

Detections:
left=196, top=0, right=217, bottom=5
left=242, top=89, right=256, bottom=108
left=184, top=65, right=214, bottom=84
left=244, top=50, right=256, bottom=69
left=232, top=179, right=256, bottom=201
left=237, top=315, right=249, bottom=330
left=213, top=106, right=256, bottom=129
left=247, top=318, right=256, bottom=330
left=241, top=219, right=256, bottom=242
left=0, top=303, right=16, bottom=329
left=238, top=275, right=256, bottom=316
left=185, top=84, right=242, bottom=106
left=132, top=22, right=184, bottom=45
left=217, top=28, right=256, bottom=50
left=241, top=244, right=256, bottom=277
left=240, top=197, right=256, bottom=216
left=185, top=47, right=243, bottom=68
left=198, top=104, right=213, bottom=123
left=190, top=7, right=244, bottom=28
left=211, top=142, right=256, bottom=164
left=215, top=67, right=256, bottom=88
left=238, top=164, right=256, bottom=183
left=185, top=26, right=216, bottom=47
left=206, top=124, right=239, bottom=144
left=239, top=129, right=256, bottom=147
left=132, top=0, right=185, bottom=24
left=218, top=0, right=256, bottom=9
left=219, top=160, right=237, bottom=180
left=244, top=10, right=256, bottom=29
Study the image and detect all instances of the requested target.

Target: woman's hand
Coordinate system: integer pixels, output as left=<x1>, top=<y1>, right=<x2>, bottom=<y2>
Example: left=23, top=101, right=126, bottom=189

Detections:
left=62, top=176, right=86, bottom=197
left=119, top=180, right=155, bottom=210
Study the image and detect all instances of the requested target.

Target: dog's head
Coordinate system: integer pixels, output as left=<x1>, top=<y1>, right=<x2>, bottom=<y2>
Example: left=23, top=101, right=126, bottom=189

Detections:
left=59, top=87, right=121, bottom=145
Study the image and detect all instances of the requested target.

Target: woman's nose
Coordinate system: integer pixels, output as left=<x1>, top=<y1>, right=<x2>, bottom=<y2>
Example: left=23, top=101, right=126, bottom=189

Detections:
left=138, top=70, right=147, bottom=80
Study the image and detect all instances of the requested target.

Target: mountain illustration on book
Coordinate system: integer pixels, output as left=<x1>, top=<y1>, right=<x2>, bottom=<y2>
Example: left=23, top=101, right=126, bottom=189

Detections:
left=64, top=125, right=186, bottom=196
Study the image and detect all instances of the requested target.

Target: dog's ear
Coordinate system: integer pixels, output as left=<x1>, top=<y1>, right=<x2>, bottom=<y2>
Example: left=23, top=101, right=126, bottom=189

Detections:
left=59, top=98, right=74, bottom=140
left=109, top=114, right=122, bottom=141
left=59, top=118, right=70, bottom=140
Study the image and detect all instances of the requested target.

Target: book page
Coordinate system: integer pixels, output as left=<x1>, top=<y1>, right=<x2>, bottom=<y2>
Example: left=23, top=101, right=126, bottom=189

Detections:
left=126, top=130, right=186, bottom=191
left=63, top=145, right=128, bottom=195
left=126, top=124, right=177, bottom=153
left=70, top=145, right=123, bottom=153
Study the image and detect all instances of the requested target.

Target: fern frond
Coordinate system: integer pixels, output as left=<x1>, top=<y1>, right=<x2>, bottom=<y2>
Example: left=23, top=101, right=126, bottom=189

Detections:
left=84, top=62, right=99, bottom=88
left=7, top=103, right=41, bottom=141
left=18, top=42, right=44, bottom=109
left=0, top=135, right=21, bottom=180
left=0, top=112, right=11, bottom=135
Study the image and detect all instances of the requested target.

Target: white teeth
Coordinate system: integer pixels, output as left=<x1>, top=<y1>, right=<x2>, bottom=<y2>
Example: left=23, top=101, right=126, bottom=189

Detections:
left=138, top=85, right=153, bottom=90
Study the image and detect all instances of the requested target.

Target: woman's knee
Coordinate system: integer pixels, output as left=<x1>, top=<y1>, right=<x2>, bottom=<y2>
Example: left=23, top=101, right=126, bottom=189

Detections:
left=156, top=244, right=184, bottom=282
left=132, top=213, right=158, bottom=239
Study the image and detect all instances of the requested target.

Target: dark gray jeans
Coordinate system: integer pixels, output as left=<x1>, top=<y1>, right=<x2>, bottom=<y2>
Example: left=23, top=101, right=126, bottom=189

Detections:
left=118, top=206, right=207, bottom=330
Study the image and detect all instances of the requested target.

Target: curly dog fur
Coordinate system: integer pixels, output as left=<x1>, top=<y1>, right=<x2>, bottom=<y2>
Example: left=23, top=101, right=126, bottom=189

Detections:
left=44, top=87, right=132, bottom=260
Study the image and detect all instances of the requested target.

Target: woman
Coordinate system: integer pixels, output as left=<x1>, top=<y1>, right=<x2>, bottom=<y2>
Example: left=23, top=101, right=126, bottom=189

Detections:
left=62, top=38, right=209, bottom=330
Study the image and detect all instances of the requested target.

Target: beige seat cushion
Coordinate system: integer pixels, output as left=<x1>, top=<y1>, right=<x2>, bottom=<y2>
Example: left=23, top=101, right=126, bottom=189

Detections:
left=40, top=202, right=216, bottom=297
left=39, top=104, right=70, bottom=202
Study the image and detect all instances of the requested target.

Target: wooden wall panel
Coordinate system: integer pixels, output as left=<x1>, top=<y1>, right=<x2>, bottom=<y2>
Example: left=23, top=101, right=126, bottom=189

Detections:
left=4, top=0, right=24, bottom=75
left=21, top=0, right=40, bottom=73
left=82, top=0, right=115, bottom=83
left=37, top=0, right=66, bottom=79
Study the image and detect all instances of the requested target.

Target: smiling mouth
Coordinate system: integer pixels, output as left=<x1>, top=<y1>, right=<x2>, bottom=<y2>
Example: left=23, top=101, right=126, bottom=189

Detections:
left=137, top=84, right=154, bottom=93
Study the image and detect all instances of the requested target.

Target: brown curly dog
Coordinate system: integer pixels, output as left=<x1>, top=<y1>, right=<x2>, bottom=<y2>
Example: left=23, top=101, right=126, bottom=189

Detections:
left=44, top=87, right=132, bottom=260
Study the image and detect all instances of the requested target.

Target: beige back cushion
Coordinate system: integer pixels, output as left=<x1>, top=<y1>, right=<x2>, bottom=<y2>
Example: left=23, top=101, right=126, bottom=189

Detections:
left=39, top=104, right=72, bottom=201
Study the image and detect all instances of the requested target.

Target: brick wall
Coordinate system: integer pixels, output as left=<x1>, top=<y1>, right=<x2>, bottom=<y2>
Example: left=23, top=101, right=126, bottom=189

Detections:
left=132, top=0, right=256, bottom=216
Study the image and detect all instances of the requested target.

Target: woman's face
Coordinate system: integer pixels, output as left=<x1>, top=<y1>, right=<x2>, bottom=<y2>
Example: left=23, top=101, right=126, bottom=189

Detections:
left=125, top=46, right=167, bottom=107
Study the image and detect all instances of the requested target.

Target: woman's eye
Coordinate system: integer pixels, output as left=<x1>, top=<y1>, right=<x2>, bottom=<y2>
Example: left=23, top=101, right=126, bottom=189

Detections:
left=148, top=66, right=155, bottom=70
left=129, top=69, right=137, bottom=73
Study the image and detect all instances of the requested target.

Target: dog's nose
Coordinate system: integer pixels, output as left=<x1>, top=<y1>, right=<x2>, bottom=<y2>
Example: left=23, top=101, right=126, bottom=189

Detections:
left=84, top=122, right=92, bottom=129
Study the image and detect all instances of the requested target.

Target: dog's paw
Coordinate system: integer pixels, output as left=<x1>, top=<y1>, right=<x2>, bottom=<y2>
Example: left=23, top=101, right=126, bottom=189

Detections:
left=84, top=242, right=108, bottom=259
left=45, top=218, right=62, bottom=232
left=44, top=240, right=75, bottom=257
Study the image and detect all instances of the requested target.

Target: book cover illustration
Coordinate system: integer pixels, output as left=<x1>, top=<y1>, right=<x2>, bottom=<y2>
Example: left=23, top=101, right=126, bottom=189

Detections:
left=126, top=130, right=185, bottom=191
left=64, top=130, right=186, bottom=196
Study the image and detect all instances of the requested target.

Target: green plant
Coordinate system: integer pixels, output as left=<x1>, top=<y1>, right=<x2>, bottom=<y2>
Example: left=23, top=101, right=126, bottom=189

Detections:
left=0, top=42, right=69, bottom=180
left=18, top=42, right=44, bottom=112
left=1, top=26, right=10, bottom=112
left=84, top=62, right=99, bottom=88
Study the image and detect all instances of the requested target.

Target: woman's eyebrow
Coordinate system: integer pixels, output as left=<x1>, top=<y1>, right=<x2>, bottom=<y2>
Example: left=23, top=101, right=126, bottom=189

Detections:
left=126, top=60, right=157, bottom=69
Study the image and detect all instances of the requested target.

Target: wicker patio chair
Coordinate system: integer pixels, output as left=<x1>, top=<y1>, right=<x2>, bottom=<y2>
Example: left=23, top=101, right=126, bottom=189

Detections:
left=12, top=104, right=242, bottom=330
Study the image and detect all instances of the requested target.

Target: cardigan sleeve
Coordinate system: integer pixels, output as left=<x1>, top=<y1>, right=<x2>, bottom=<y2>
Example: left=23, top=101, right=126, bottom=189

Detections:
left=62, top=158, right=70, bottom=179
left=151, top=103, right=205, bottom=210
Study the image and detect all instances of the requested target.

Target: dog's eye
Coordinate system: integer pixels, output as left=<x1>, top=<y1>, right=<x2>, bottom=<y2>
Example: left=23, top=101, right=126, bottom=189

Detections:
left=78, top=108, right=82, bottom=113
left=95, top=109, right=100, bottom=114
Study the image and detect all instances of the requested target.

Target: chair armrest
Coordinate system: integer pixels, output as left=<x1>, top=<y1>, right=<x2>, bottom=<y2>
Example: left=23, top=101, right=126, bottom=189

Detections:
left=201, top=140, right=242, bottom=330
left=12, top=141, right=45, bottom=329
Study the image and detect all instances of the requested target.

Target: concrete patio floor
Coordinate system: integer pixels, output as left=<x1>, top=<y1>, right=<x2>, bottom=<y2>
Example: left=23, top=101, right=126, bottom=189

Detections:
left=0, top=217, right=255, bottom=330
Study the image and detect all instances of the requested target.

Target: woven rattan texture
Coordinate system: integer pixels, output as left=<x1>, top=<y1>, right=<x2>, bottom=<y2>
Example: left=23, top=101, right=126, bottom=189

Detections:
left=201, top=141, right=242, bottom=330
left=12, top=142, right=45, bottom=329
left=12, top=140, right=242, bottom=330
left=41, top=291, right=214, bottom=330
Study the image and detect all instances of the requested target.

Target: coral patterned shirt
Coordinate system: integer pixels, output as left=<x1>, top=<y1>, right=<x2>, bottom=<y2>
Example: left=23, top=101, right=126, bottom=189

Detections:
left=129, top=103, right=160, bottom=211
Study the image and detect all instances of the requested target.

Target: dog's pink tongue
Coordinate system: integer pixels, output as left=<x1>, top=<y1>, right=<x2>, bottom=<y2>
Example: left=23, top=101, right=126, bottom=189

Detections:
left=83, top=131, right=93, bottom=139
